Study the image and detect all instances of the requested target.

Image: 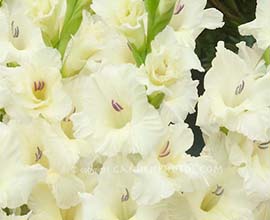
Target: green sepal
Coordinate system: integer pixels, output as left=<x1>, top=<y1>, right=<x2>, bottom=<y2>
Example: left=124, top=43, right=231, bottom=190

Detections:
left=6, top=62, right=20, bottom=68
left=147, top=91, right=165, bottom=109
left=263, top=47, right=270, bottom=66
left=220, top=127, right=229, bottom=135
left=145, top=0, right=175, bottom=53
left=0, top=108, right=6, bottom=122
left=42, top=32, right=54, bottom=47
left=128, top=42, right=147, bottom=67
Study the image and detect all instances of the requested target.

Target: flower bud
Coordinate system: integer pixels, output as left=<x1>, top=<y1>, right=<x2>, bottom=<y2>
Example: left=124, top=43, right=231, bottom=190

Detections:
left=158, top=0, right=177, bottom=15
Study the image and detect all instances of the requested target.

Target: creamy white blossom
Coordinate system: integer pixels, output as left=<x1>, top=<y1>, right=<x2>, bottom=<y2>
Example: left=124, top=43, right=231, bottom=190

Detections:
left=0, top=48, right=72, bottom=121
left=132, top=121, right=218, bottom=205
left=139, top=27, right=201, bottom=122
left=206, top=131, right=270, bottom=205
left=170, top=0, right=224, bottom=47
left=0, top=1, right=45, bottom=64
left=62, top=10, right=133, bottom=77
left=78, top=157, right=164, bottom=220
left=23, top=0, right=66, bottom=45
left=197, top=41, right=270, bottom=142
left=71, top=64, right=165, bottom=157
left=0, top=0, right=256, bottom=218
left=160, top=168, right=254, bottom=220
left=239, top=0, right=270, bottom=50
left=0, top=122, right=46, bottom=209
left=11, top=118, right=86, bottom=209
left=91, top=0, right=146, bottom=48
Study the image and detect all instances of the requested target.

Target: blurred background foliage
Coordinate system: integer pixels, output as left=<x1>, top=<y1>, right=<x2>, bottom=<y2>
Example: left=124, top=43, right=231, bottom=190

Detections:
left=187, top=0, right=256, bottom=155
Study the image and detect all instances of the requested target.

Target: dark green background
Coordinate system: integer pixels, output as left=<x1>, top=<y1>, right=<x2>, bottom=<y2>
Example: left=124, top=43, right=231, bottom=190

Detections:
left=187, top=0, right=256, bottom=155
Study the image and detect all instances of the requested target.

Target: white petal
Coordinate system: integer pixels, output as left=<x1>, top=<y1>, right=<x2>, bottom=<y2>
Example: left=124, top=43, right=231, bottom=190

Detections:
left=48, top=173, right=85, bottom=209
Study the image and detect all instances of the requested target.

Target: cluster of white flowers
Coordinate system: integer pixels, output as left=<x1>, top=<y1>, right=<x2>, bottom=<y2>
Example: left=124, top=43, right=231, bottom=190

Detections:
left=0, top=0, right=268, bottom=219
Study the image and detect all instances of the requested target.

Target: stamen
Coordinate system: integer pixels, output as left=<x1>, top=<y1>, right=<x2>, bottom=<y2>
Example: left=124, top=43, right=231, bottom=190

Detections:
left=40, top=81, right=45, bottom=90
left=11, top=21, right=19, bottom=38
left=127, top=42, right=132, bottom=51
left=212, top=185, right=224, bottom=196
left=112, top=100, right=124, bottom=112
left=159, top=141, right=171, bottom=158
left=258, top=140, right=270, bottom=150
left=168, top=121, right=175, bottom=126
left=33, top=81, right=45, bottom=91
left=235, top=80, right=245, bottom=95
left=174, top=1, right=184, bottom=15
left=35, top=147, right=43, bottom=162
left=34, top=81, right=38, bottom=91
left=121, top=188, right=129, bottom=202
left=63, top=107, right=76, bottom=122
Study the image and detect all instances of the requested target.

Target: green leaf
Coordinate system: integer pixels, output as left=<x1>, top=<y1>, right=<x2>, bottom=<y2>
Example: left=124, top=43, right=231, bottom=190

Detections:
left=56, top=0, right=92, bottom=57
left=0, top=0, right=3, bottom=7
left=147, top=91, right=165, bottom=109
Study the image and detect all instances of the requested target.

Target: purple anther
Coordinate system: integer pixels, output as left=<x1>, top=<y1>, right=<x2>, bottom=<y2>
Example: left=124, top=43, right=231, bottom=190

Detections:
left=174, top=1, right=184, bottom=15
left=212, top=185, right=224, bottom=196
left=121, top=188, right=129, bottom=202
left=34, top=81, right=45, bottom=91
left=159, top=141, right=171, bottom=158
left=35, top=147, right=43, bottom=162
left=112, top=100, right=124, bottom=112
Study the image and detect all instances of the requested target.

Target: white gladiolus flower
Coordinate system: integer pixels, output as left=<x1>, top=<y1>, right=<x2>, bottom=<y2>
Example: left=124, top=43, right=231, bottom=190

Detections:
left=0, top=123, right=46, bottom=209
left=23, top=0, right=66, bottom=45
left=139, top=27, right=200, bottom=122
left=91, top=0, right=146, bottom=48
left=28, top=184, right=82, bottom=220
left=239, top=0, right=270, bottom=50
left=28, top=184, right=63, bottom=220
left=160, top=168, right=254, bottom=220
left=238, top=147, right=270, bottom=204
left=205, top=130, right=270, bottom=206
left=1, top=0, right=261, bottom=218
left=78, top=157, right=164, bottom=220
left=62, top=10, right=133, bottom=77
left=226, top=133, right=270, bottom=204
left=0, top=1, right=45, bottom=64
left=170, top=0, right=224, bottom=47
left=71, top=64, right=165, bottom=157
left=0, top=48, right=72, bottom=121
left=132, top=121, right=219, bottom=205
left=8, top=119, right=86, bottom=209
left=197, top=41, right=270, bottom=142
